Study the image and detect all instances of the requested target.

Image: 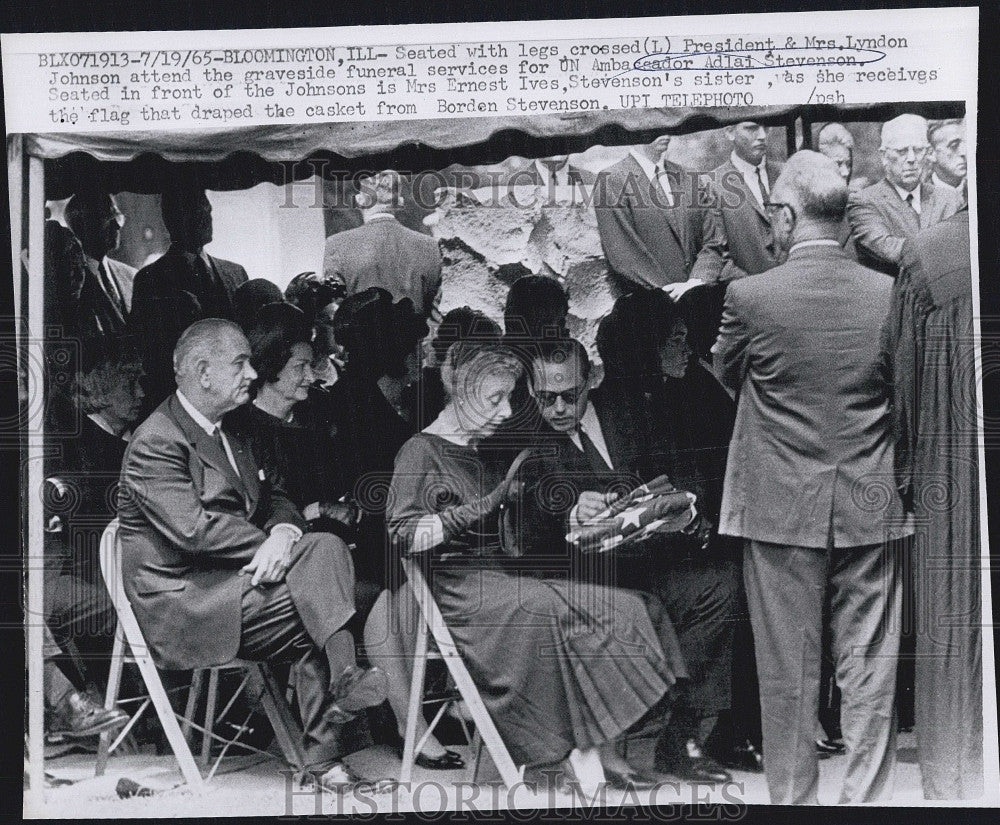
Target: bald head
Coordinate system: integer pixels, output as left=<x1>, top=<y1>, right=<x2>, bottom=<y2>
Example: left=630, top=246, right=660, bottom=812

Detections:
left=174, top=319, right=256, bottom=420
left=770, top=151, right=847, bottom=250
left=880, top=114, right=930, bottom=190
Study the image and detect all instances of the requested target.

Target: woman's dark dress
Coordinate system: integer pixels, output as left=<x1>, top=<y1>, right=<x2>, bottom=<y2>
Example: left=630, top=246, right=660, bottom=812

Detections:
left=387, top=432, right=679, bottom=767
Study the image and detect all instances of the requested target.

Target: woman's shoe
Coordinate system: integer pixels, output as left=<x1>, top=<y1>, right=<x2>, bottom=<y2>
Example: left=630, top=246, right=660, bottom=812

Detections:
left=414, top=748, right=466, bottom=771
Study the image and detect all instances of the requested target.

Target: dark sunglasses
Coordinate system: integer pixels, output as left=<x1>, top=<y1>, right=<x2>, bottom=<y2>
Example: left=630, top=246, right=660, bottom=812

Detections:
left=532, top=385, right=587, bottom=408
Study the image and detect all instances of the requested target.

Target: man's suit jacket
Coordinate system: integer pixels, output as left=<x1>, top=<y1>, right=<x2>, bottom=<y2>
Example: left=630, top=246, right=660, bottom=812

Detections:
left=118, top=394, right=306, bottom=669
left=595, top=154, right=706, bottom=289
left=129, top=247, right=248, bottom=408
left=712, top=243, right=909, bottom=549
left=323, top=217, right=442, bottom=320
left=72, top=257, right=136, bottom=338
left=847, top=178, right=962, bottom=274
left=692, top=159, right=782, bottom=284
left=516, top=388, right=646, bottom=558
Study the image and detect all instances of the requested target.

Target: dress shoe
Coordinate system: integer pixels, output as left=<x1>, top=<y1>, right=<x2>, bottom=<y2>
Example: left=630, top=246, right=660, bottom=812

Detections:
left=816, top=738, right=846, bottom=757
left=716, top=739, right=764, bottom=773
left=326, top=666, right=389, bottom=722
left=603, top=767, right=660, bottom=791
left=656, top=739, right=732, bottom=784
left=48, top=691, right=129, bottom=740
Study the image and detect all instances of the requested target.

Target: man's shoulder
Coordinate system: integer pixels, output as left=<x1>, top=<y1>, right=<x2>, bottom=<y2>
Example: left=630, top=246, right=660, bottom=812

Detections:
left=207, top=254, right=248, bottom=278
left=129, top=398, right=185, bottom=452
left=850, top=177, right=893, bottom=205
left=598, top=154, right=642, bottom=183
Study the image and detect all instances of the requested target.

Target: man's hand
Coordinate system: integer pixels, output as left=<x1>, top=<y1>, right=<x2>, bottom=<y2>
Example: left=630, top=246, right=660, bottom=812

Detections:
left=576, top=490, right=620, bottom=523
left=241, top=532, right=294, bottom=586
left=663, top=278, right=705, bottom=302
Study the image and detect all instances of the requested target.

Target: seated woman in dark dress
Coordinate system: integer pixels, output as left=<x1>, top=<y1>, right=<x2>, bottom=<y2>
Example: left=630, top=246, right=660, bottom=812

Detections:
left=386, top=339, right=681, bottom=792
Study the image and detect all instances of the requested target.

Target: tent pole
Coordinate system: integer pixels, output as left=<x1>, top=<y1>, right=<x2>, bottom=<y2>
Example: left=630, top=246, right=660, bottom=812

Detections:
left=8, top=136, right=24, bottom=355
left=26, top=154, right=45, bottom=809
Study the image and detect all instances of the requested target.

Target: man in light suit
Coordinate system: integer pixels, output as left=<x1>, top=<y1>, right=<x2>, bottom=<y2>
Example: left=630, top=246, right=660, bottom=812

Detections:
left=118, top=319, right=388, bottom=791
left=594, top=134, right=715, bottom=354
left=691, top=120, right=782, bottom=286
left=62, top=191, right=137, bottom=339
left=130, top=187, right=249, bottom=410
left=847, top=114, right=962, bottom=275
left=713, top=151, right=912, bottom=804
left=323, top=169, right=442, bottom=323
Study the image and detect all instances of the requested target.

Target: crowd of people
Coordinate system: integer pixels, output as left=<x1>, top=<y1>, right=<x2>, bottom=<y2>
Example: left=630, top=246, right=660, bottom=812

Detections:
left=36, top=112, right=981, bottom=804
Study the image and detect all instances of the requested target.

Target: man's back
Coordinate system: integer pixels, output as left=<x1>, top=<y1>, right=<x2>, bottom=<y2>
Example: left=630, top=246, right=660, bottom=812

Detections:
left=714, top=244, right=904, bottom=547
left=323, top=218, right=441, bottom=318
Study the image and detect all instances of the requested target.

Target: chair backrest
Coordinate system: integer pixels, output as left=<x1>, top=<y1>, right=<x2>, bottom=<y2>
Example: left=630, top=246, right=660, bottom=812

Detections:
left=98, top=519, right=150, bottom=658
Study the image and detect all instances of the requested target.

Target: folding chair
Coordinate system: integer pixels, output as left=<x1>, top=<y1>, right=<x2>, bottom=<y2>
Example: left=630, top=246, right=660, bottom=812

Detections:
left=94, top=520, right=306, bottom=788
left=399, top=557, right=524, bottom=789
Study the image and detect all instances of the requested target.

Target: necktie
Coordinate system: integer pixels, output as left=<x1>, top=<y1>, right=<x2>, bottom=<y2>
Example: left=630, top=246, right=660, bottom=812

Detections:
left=656, top=163, right=676, bottom=207
left=905, top=192, right=919, bottom=215
left=578, top=428, right=611, bottom=473
left=755, top=166, right=770, bottom=207
left=196, top=255, right=230, bottom=317
left=213, top=426, right=249, bottom=511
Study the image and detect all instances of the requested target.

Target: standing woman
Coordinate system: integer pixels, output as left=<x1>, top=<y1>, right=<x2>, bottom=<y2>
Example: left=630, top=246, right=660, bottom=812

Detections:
left=387, top=340, right=679, bottom=791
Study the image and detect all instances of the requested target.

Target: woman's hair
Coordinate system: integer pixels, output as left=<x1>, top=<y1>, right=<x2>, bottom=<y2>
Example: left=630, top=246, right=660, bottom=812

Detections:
left=440, top=340, right=521, bottom=404
left=333, top=287, right=427, bottom=378
left=597, top=289, right=684, bottom=384
left=245, top=302, right=313, bottom=391
left=503, top=275, right=569, bottom=339
left=233, top=279, right=284, bottom=333
left=284, top=271, right=345, bottom=324
left=431, top=306, right=502, bottom=364
left=76, top=336, right=144, bottom=415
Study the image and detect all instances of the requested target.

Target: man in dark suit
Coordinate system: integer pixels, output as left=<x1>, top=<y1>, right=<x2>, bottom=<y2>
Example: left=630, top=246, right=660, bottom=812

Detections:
left=691, top=120, right=782, bottom=286
left=129, top=187, right=249, bottom=410
left=118, top=319, right=388, bottom=791
left=713, top=151, right=912, bottom=804
left=323, top=169, right=442, bottom=323
left=520, top=338, right=734, bottom=786
left=62, top=191, right=137, bottom=339
left=847, top=114, right=962, bottom=275
left=594, top=135, right=716, bottom=353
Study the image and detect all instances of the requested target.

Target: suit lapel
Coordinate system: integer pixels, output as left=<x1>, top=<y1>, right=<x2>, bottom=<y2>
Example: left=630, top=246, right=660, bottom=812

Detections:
left=726, top=161, right=769, bottom=223
left=879, top=179, right=919, bottom=235
left=168, top=395, right=249, bottom=506
left=229, top=431, right=260, bottom=514
left=635, top=156, right=685, bottom=251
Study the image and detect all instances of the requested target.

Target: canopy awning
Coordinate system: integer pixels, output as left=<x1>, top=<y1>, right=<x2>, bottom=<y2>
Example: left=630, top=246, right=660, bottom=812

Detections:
left=17, top=100, right=966, bottom=198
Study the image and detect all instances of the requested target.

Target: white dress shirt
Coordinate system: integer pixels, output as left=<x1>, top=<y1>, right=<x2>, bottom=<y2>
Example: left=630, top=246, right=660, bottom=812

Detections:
left=890, top=180, right=922, bottom=214
left=730, top=150, right=770, bottom=210
left=629, top=148, right=675, bottom=207
left=87, top=412, right=130, bottom=442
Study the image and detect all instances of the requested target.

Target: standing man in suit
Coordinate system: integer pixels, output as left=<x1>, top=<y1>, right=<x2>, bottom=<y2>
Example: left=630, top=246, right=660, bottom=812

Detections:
left=118, top=319, right=389, bottom=791
left=595, top=134, right=716, bottom=354
left=130, top=186, right=249, bottom=410
left=713, top=151, right=912, bottom=804
left=62, top=191, right=136, bottom=339
left=692, top=120, right=782, bottom=286
left=928, top=119, right=967, bottom=196
left=323, top=169, right=443, bottom=324
left=847, top=114, right=962, bottom=274
left=521, top=338, right=735, bottom=785
left=507, top=154, right=595, bottom=202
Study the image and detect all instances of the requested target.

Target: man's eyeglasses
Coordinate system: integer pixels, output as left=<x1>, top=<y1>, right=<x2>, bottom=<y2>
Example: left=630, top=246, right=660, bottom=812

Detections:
left=532, top=385, right=587, bottom=408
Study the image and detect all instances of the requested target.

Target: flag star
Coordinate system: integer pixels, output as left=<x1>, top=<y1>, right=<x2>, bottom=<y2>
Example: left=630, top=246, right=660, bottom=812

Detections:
left=620, top=507, right=645, bottom=530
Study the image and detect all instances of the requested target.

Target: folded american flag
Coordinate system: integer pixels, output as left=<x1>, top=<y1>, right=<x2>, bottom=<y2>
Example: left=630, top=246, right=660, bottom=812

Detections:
left=566, top=474, right=698, bottom=553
